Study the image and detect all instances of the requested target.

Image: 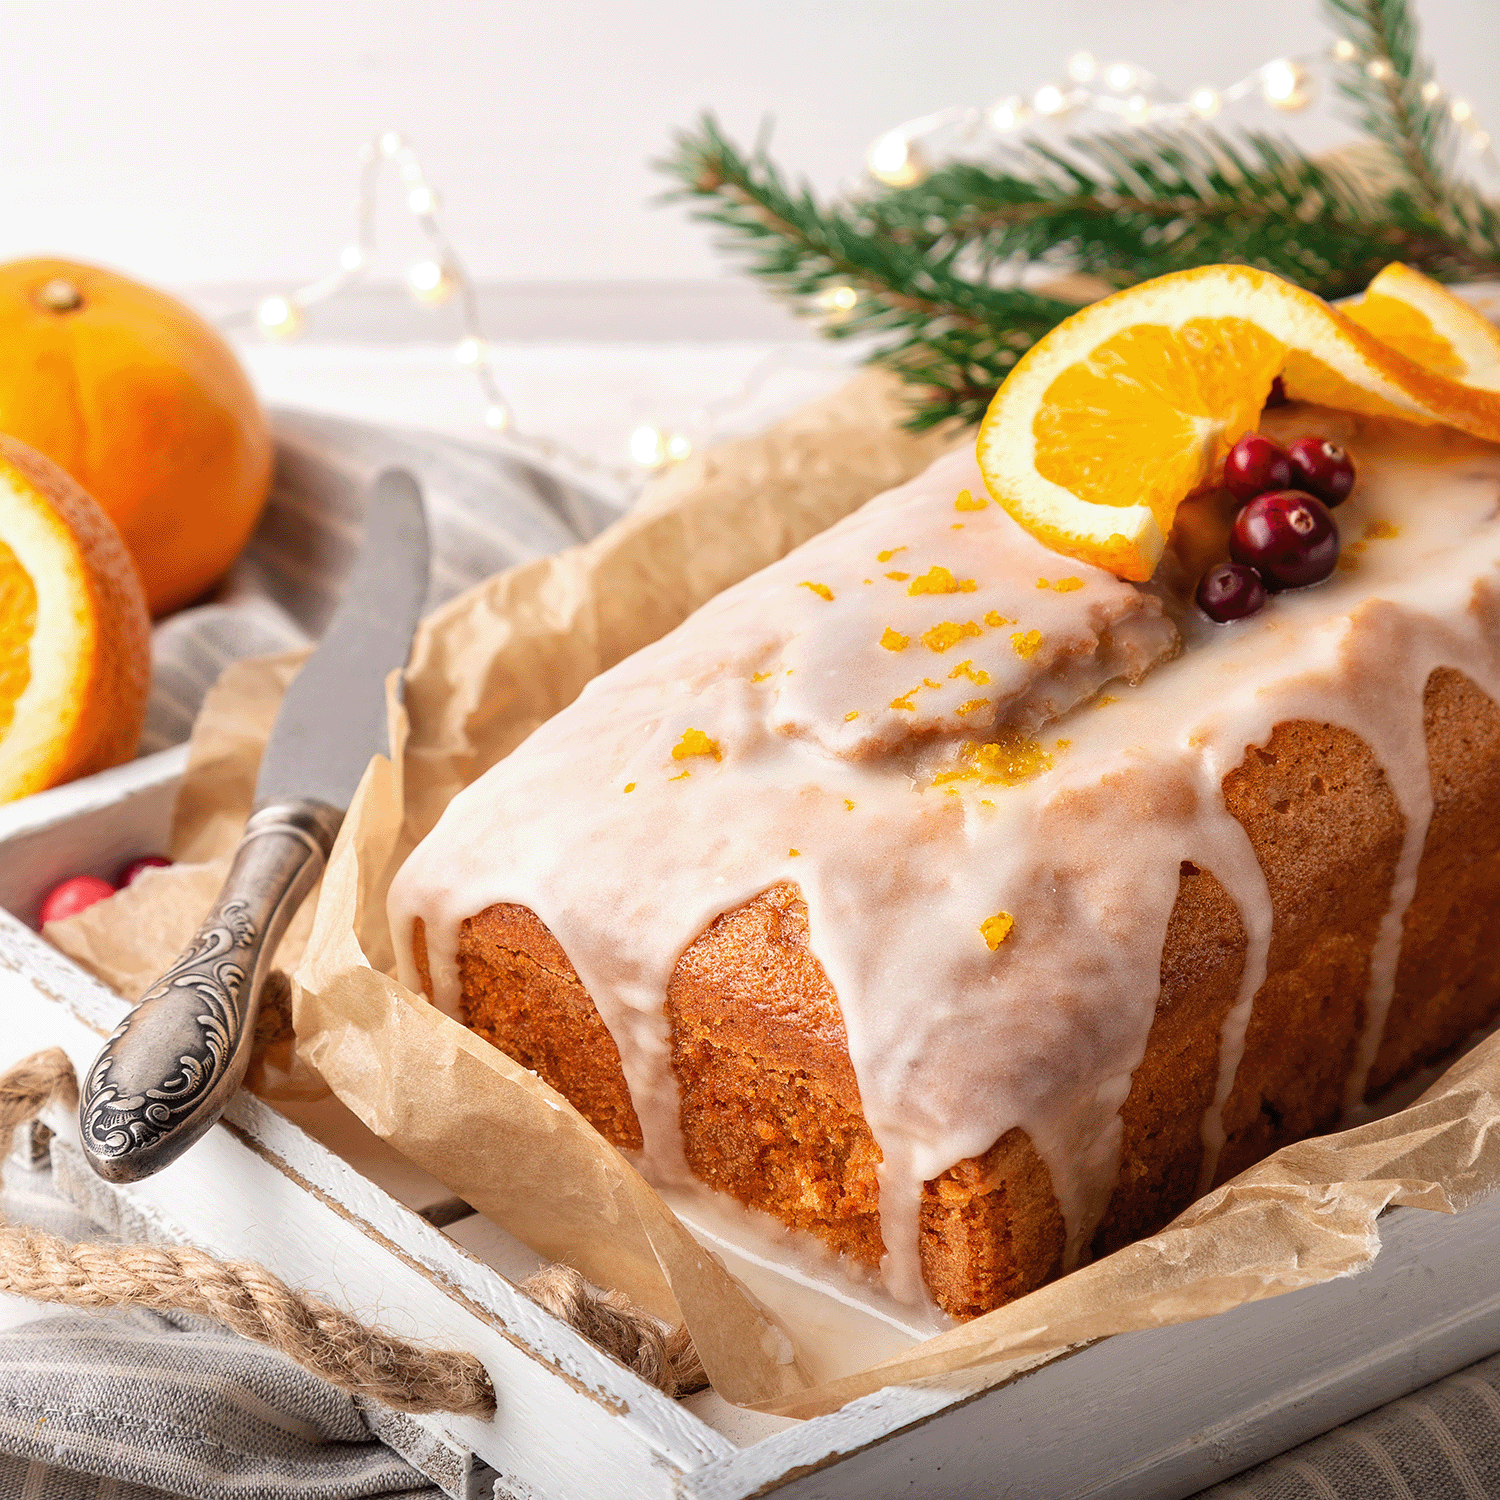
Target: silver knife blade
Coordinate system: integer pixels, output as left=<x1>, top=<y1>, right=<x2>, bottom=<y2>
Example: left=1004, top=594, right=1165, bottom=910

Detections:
left=255, top=467, right=430, bottom=809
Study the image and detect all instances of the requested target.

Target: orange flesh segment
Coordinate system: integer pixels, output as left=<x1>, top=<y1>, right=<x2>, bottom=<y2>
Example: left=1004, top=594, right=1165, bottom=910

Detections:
left=0, top=538, right=35, bottom=741
left=1343, top=289, right=1467, bottom=378
left=1034, top=317, right=1283, bottom=533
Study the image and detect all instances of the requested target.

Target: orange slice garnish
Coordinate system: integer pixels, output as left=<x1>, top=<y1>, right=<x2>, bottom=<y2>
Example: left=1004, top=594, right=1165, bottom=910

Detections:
left=977, top=264, right=1500, bottom=580
left=0, top=433, right=151, bottom=802
left=1343, top=262, right=1500, bottom=391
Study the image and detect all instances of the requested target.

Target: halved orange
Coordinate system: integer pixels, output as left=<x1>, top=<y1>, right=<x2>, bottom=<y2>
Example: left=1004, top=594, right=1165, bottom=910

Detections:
left=1343, top=262, right=1500, bottom=391
left=0, top=433, right=151, bottom=802
left=977, top=264, right=1500, bottom=579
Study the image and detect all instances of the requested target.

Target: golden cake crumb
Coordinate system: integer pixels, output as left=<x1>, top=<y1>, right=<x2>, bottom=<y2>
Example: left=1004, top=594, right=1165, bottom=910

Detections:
left=933, top=734, right=1053, bottom=788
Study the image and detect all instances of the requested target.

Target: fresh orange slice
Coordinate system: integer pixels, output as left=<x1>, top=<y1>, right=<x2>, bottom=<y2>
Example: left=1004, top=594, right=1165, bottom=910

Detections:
left=1342, top=262, right=1500, bottom=391
left=0, top=433, right=151, bottom=802
left=977, top=264, right=1500, bottom=579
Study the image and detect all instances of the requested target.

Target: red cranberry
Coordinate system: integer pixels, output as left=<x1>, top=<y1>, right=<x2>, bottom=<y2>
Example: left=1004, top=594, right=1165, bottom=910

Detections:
left=116, top=854, right=172, bottom=887
left=1224, top=434, right=1293, bottom=504
left=1196, top=562, right=1267, bottom=623
left=38, top=875, right=115, bottom=926
left=1230, top=490, right=1339, bottom=589
left=1287, top=436, right=1356, bottom=507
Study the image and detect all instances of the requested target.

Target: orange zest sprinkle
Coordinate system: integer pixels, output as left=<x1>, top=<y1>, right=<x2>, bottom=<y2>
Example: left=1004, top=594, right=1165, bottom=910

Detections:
left=923, top=677, right=941, bottom=689
left=799, top=580, right=834, bottom=601
left=921, top=619, right=982, bottom=653
left=1011, top=629, right=1043, bottom=659
left=984, top=610, right=1012, bottom=627
left=885, top=570, right=910, bottom=581
left=669, top=770, right=691, bottom=781
left=1036, top=576, right=1085, bottom=592
left=908, top=565, right=978, bottom=596
left=955, top=488, right=988, bottom=512
left=932, top=734, right=1053, bottom=789
left=788, top=848, right=801, bottom=857
left=980, top=911, right=1015, bottom=950
left=890, top=687, right=919, bottom=711
left=751, top=671, right=772, bottom=683
left=844, top=798, right=856, bottom=810
left=980, top=799, right=995, bottom=807
left=845, top=710, right=859, bottom=721
left=951, top=523, right=964, bottom=529
left=672, top=727, right=722, bottom=761
left=948, top=659, right=991, bottom=684
left=880, top=627, right=909, bottom=651
left=957, top=698, right=990, bottom=715
left=877, top=546, right=907, bottom=562
left=1096, top=694, right=1118, bottom=707
left=623, top=782, right=636, bottom=793
left=1055, top=738, right=1071, bottom=750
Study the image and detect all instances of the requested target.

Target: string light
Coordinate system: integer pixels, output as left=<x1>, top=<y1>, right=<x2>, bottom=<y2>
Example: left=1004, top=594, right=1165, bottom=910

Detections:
left=406, top=258, right=456, bottom=306
left=863, top=39, right=1499, bottom=189
left=255, top=296, right=303, bottom=341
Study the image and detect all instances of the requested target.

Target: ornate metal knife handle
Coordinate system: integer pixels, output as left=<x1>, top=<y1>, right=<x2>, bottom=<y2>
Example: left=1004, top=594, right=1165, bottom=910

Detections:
left=79, top=801, right=343, bottom=1183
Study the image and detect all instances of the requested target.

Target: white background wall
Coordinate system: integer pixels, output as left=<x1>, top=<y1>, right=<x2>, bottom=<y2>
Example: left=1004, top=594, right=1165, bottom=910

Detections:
left=4, top=0, right=1497, bottom=297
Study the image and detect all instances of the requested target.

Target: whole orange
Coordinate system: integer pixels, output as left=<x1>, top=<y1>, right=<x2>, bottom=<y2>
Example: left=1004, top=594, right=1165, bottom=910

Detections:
left=0, top=257, right=273, bottom=616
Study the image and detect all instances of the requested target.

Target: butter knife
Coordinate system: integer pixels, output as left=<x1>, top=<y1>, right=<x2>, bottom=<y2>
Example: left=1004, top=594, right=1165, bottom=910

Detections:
left=79, top=468, right=430, bottom=1183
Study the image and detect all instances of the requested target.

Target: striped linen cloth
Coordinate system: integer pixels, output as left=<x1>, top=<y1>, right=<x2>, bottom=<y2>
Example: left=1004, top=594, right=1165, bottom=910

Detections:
left=141, top=408, right=620, bottom=755
left=0, top=1160, right=440, bottom=1500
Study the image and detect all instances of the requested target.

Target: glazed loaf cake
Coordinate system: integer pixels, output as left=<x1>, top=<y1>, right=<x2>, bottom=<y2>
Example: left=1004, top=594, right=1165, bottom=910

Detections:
left=391, top=419, right=1500, bottom=1319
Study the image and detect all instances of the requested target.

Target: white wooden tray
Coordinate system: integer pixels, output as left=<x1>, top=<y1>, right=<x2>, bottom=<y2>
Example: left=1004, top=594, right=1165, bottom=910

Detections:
left=2, top=751, right=1499, bottom=1499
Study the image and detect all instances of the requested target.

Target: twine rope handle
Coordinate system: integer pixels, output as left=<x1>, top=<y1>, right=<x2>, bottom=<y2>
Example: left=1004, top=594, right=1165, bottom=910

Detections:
left=0, top=1050, right=705, bottom=1415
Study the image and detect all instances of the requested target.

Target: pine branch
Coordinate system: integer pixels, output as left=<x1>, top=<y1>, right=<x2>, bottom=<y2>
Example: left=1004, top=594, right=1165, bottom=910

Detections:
left=659, top=0, right=1500, bottom=430
left=1323, top=0, right=1452, bottom=220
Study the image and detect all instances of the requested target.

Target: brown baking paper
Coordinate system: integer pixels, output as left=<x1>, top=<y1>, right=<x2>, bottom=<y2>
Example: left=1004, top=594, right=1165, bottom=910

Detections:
left=50, top=368, right=1500, bottom=1419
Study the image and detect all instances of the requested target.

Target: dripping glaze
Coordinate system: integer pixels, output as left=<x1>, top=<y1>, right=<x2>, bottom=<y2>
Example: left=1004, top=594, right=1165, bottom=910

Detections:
left=389, top=412, right=1500, bottom=1309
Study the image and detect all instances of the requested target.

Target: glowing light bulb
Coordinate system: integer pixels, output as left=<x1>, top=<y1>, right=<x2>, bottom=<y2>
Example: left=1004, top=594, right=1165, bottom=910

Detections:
left=1421, top=80, right=1442, bottom=103
left=1104, top=62, right=1137, bottom=93
left=666, top=434, right=693, bottom=463
left=1125, top=93, right=1152, bottom=124
left=1066, top=52, right=1097, bottom=84
left=1262, top=59, right=1312, bottom=111
left=256, top=296, right=303, bottom=340
left=817, top=284, right=859, bottom=315
left=340, top=245, right=367, bottom=272
left=1451, top=98, right=1474, bottom=123
left=407, top=259, right=456, bottom=305
left=1366, top=58, right=1394, bottom=81
left=989, top=96, right=1030, bottom=131
left=1189, top=87, right=1222, bottom=119
left=379, top=131, right=405, bottom=158
left=630, top=425, right=666, bottom=467
left=866, top=131, right=924, bottom=187
left=484, top=404, right=512, bottom=432
left=407, top=186, right=439, bottom=215
left=1033, top=84, right=1069, bottom=118
left=456, top=336, right=489, bottom=368
left=399, top=160, right=424, bottom=184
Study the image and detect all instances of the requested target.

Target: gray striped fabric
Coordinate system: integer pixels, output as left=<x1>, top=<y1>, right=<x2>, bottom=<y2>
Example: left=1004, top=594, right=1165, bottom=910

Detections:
left=1195, top=1355, right=1500, bottom=1498
left=0, top=1165, right=439, bottom=1500
left=141, top=410, right=620, bottom=754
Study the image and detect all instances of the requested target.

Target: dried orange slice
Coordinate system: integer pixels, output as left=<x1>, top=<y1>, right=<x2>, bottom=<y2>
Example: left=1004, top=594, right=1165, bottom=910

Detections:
left=0, top=433, right=151, bottom=803
left=1343, top=262, right=1500, bottom=391
left=977, top=264, right=1500, bottom=579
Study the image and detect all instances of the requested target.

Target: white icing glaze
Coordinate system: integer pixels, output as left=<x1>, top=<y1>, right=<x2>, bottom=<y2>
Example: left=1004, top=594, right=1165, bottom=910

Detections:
left=389, top=417, right=1500, bottom=1307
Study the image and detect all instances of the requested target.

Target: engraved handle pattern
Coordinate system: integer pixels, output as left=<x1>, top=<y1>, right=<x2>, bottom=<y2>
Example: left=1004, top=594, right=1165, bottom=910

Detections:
left=80, top=802, right=342, bottom=1183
